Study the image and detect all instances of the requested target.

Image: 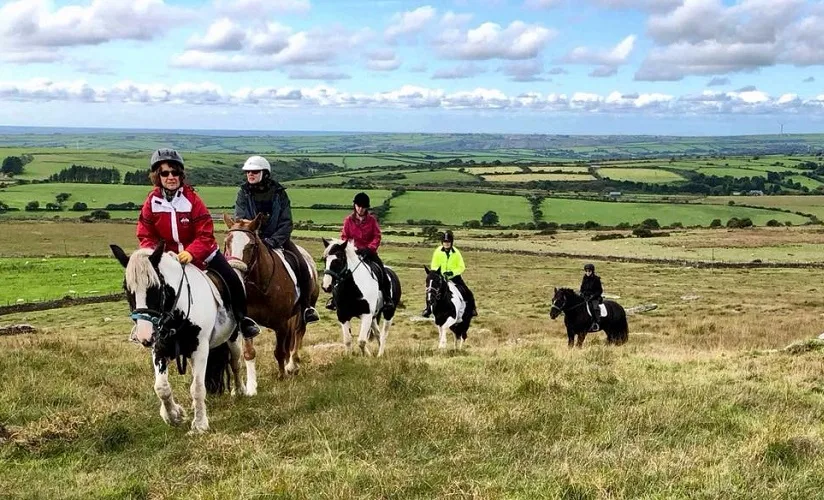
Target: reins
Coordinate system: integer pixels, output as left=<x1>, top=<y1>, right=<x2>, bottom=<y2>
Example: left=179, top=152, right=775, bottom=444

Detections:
left=130, top=262, right=192, bottom=374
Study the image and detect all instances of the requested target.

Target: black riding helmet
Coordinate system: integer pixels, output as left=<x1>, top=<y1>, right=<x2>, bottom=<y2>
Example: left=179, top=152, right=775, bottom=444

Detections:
left=442, top=230, right=454, bottom=243
left=353, top=192, right=370, bottom=208
left=584, top=263, right=595, bottom=272
left=150, top=148, right=184, bottom=172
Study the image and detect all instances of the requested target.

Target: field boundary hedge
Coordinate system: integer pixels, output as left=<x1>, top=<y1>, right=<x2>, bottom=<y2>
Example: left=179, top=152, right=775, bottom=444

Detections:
left=0, top=293, right=124, bottom=317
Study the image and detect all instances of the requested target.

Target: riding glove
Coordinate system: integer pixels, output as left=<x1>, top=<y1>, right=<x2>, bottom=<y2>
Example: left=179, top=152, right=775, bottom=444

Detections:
left=178, top=251, right=193, bottom=264
left=444, top=271, right=454, bottom=279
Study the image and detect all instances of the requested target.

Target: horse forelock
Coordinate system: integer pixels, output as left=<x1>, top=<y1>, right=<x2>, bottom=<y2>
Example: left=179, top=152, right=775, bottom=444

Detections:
left=323, top=239, right=352, bottom=259
left=125, top=248, right=163, bottom=292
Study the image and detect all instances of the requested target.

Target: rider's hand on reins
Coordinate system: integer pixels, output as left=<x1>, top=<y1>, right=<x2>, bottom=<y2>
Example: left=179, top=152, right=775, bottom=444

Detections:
left=178, top=251, right=193, bottom=265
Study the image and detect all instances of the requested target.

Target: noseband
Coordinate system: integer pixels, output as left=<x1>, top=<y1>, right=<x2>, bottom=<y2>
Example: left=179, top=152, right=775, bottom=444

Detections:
left=129, top=264, right=192, bottom=374
left=227, top=228, right=278, bottom=294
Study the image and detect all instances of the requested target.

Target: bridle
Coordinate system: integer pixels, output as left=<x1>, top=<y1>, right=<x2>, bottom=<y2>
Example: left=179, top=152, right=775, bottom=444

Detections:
left=226, top=228, right=276, bottom=295
left=425, top=274, right=447, bottom=306
left=323, top=247, right=365, bottom=289
left=551, top=292, right=585, bottom=315
left=129, top=263, right=192, bottom=374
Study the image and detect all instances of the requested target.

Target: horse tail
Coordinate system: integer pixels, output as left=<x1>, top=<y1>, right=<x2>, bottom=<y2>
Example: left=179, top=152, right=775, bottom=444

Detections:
left=205, top=342, right=232, bottom=395
left=613, top=305, right=629, bottom=345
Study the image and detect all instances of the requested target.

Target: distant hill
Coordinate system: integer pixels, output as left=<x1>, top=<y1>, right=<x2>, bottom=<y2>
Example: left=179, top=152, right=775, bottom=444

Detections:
left=0, top=128, right=822, bottom=159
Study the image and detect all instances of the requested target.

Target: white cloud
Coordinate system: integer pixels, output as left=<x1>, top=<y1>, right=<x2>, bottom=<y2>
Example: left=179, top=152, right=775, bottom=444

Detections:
left=591, top=0, right=681, bottom=12
left=287, top=68, right=351, bottom=81
left=214, top=0, right=310, bottom=17
left=365, top=49, right=402, bottom=71
left=0, top=0, right=191, bottom=53
left=435, top=21, right=556, bottom=60
left=173, top=25, right=372, bottom=72
left=589, top=66, right=618, bottom=77
left=186, top=18, right=248, bottom=52
left=4, top=78, right=823, bottom=116
left=523, top=0, right=563, bottom=9
left=706, top=76, right=730, bottom=86
left=563, top=35, right=636, bottom=66
left=432, top=63, right=486, bottom=79
left=637, top=0, right=816, bottom=80
left=501, top=60, right=546, bottom=81
left=385, top=6, right=437, bottom=42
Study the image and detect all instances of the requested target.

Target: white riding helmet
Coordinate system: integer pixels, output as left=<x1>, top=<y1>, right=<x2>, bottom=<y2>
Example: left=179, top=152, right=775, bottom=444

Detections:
left=242, top=155, right=271, bottom=172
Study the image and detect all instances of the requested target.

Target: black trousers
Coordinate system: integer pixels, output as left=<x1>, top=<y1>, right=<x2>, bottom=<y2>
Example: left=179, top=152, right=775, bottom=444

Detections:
left=450, top=275, right=476, bottom=312
left=280, top=239, right=314, bottom=310
left=207, top=251, right=247, bottom=320
left=587, top=298, right=601, bottom=319
left=358, top=249, right=391, bottom=299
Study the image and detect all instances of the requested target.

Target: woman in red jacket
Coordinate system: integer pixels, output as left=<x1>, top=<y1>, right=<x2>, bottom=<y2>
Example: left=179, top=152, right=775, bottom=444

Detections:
left=136, top=148, right=260, bottom=338
left=326, top=192, right=394, bottom=312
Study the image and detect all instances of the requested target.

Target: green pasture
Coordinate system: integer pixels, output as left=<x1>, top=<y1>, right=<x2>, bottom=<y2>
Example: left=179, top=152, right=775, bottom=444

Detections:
left=788, top=175, right=823, bottom=190
left=482, top=173, right=594, bottom=182
left=540, top=198, right=810, bottom=226
left=0, top=184, right=390, bottom=211
left=0, top=257, right=123, bottom=303
left=599, top=168, right=686, bottom=183
left=386, top=191, right=532, bottom=225
left=695, top=167, right=768, bottom=178
left=704, top=195, right=824, bottom=219
left=460, top=166, right=524, bottom=174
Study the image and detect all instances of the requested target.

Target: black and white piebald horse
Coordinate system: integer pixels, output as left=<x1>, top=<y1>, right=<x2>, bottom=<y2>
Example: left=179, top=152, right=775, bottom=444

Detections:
left=549, top=287, right=629, bottom=348
left=321, top=238, right=402, bottom=356
left=424, top=266, right=473, bottom=349
left=110, top=243, right=252, bottom=433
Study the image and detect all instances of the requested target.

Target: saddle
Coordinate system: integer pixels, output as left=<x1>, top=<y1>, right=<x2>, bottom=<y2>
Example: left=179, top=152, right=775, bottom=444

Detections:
left=204, top=268, right=233, bottom=311
left=365, top=260, right=386, bottom=286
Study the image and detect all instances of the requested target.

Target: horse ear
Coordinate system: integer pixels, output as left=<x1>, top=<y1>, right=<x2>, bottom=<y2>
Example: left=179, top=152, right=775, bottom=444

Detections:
left=322, top=238, right=331, bottom=248
left=554, top=287, right=557, bottom=292
left=249, top=213, right=263, bottom=231
left=223, top=213, right=234, bottom=229
left=149, top=242, right=165, bottom=267
left=424, top=265, right=430, bottom=273
left=110, top=244, right=129, bottom=268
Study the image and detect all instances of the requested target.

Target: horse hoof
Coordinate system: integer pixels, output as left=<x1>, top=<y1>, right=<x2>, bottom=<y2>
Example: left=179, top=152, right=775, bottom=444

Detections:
left=189, top=416, right=209, bottom=434
left=438, top=343, right=447, bottom=350
left=285, top=363, right=300, bottom=376
left=161, top=404, right=186, bottom=426
left=245, top=384, right=257, bottom=396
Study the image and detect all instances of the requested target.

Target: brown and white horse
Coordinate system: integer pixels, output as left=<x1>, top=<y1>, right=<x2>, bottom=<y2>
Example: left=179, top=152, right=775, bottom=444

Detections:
left=223, top=215, right=319, bottom=383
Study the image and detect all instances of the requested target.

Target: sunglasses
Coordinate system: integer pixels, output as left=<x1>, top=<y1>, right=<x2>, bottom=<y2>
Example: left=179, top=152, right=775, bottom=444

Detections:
left=159, top=170, right=181, bottom=178
left=245, top=170, right=263, bottom=175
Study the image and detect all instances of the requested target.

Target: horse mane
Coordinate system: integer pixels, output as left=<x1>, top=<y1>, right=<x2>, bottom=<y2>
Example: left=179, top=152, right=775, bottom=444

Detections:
left=125, top=248, right=163, bottom=291
left=557, top=287, right=581, bottom=298
left=323, top=238, right=358, bottom=261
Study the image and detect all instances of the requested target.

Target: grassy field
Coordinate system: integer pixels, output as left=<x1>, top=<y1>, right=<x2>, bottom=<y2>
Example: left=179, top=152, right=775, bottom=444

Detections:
left=387, top=191, right=532, bottom=225
left=599, top=168, right=685, bottom=183
left=0, top=257, right=123, bottom=304
left=0, top=184, right=390, bottom=211
left=540, top=198, right=810, bottom=226
left=705, top=196, right=824, bottom=219
left=482, top=173, right=594, bottom=182
left=3, top=233, right=824, bottom=497
left=459, top=166, right=524, bottom=174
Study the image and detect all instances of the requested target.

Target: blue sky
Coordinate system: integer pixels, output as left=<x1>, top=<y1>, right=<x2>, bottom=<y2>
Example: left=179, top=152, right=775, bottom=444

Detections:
left=0, top=0, right=822, bottom=135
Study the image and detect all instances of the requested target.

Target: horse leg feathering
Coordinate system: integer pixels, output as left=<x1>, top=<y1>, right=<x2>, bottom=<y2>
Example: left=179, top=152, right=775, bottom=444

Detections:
left=154, top=351, right=185, bottom=426
left=357, top=314, right=373, bottom=356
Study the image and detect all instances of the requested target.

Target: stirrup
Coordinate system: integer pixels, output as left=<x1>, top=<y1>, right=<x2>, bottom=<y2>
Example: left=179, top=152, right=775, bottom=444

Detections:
left=590, top=322, right=600, bottom=332
left=241, top=317, right=261, bottom=339
left=325, top=298, right=336, bottom=311
left=304, top=307, right=320, bottom=323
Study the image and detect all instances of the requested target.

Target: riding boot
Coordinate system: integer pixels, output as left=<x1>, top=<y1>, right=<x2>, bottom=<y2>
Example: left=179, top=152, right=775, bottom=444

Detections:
left=381, top=275, right=395, bottom=314
left=590, top=300, right=600, bottom=332
left=326, top=296, right=336, bottom=311
left=421, top=305, right=432, bottom=317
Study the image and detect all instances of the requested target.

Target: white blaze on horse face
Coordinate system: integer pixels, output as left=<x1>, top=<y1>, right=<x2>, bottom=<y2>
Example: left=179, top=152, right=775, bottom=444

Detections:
left=133, top=289, right=154, bottom=344
left=228, top=231, right=252, bottom=262
left=322, top=254, right=337, bottom=291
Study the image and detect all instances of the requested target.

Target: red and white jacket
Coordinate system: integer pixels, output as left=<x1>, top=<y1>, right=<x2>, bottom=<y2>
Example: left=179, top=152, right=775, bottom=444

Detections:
left=340, top=212, right=382, bottom=253
left=136, top=185, right=218, bottom=269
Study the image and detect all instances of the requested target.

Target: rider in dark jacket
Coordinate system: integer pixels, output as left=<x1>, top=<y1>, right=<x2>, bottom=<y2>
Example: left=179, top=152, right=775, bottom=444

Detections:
left=234, top=155, right=319, bottom=323
left=580, top=263, right=603, bottom=331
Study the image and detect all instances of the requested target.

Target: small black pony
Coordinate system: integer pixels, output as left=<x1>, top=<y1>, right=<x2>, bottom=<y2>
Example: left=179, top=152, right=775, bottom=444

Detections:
left=549, top=287, right=628, bottom=348
left=424, top=266, right=473, bottom=349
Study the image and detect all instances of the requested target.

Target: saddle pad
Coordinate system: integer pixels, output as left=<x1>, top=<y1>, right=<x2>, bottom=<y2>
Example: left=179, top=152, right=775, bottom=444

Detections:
left=447, top=281, right=467, bottom=323
left=272, top=249, right=300, bottom=304
left=599, top=303, right=608, bottom=317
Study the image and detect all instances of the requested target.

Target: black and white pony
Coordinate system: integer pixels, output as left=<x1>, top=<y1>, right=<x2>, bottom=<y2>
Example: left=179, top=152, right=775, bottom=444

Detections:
left=424, top=266, right=473, bottom=349
left=110, top=243, right=252, bottom=433
left=321, top=238, right=402, bottom=357
left=549, top=287, right=629, bottom=348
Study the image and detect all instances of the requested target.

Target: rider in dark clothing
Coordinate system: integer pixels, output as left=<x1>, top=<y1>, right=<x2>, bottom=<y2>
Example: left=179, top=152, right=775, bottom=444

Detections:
left=580, top=263, right=603, bottom=331
left=234, top=155, right=319, bottom=323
